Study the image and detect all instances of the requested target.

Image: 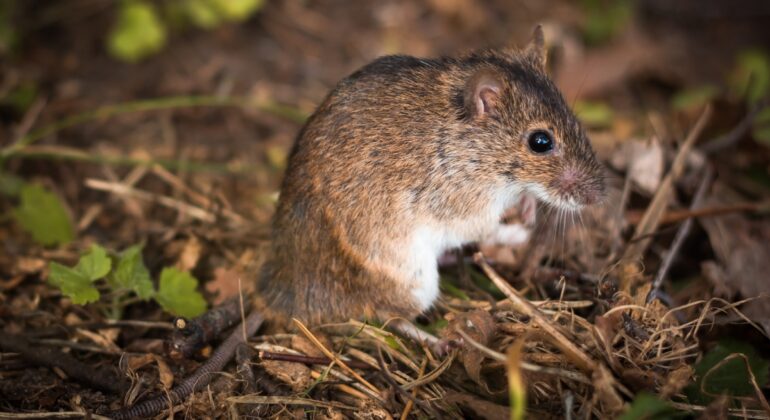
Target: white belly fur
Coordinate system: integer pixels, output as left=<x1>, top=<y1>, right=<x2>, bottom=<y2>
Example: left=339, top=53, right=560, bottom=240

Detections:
left=406, top=185, right=523, bottom=310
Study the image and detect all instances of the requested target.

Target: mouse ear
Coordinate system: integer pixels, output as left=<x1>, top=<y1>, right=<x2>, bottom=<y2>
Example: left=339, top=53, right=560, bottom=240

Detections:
left=525, top=25, right=547, bottom=70
left=464, top=68, right=503, bottom=119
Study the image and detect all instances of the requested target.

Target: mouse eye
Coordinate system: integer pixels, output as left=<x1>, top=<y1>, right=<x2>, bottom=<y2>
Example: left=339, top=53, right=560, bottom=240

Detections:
left=527, top=131, right=554, bottom=154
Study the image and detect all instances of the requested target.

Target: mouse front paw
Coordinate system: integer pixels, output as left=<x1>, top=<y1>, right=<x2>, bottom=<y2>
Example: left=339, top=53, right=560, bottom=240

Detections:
left=482, top=223, right=531, bottom=247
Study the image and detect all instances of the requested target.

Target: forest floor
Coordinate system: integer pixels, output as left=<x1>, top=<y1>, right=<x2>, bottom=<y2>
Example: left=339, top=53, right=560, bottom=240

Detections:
left=2, top=0, right=770, bottom=418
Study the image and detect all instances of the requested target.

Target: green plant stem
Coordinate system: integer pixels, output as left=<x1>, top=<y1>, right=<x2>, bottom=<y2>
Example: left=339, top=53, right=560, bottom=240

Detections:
left=106, top=290, right=150, bottom=320
left=11, top=145, right=259, bottom=175
left=108, top=290, right=127, bottom=320
left=0, top=95, right=308, bottom=167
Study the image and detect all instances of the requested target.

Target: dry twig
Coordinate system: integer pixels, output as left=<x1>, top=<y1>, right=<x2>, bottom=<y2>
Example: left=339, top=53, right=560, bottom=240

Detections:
left=473, top=253, right=598, bottom=373
left=111, top=310, right=264, bottom=419
left=647, top=165, right=714, bottom=303
left=624, top=105, right=712, bottom=261
left=292, top=318, right=381, bottom=394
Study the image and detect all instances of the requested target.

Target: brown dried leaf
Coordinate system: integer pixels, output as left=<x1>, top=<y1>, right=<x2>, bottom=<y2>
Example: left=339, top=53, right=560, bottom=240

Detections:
left=700, top=183, right=770, bottom=335
left=609, top=138, right=664, bottom=195
left=127, top=353, right=155, bottom=370
left=261, top=360, right=313, bottom=392
left=14, top=256, right=46, bottom=275
left=74, top=328, right=121, bottom=353
left=152, top=354, right=174, bottom=390
left=351, top=401, right=392, bottom=420
left=620, top=367, right=657, bottom=391
left=700, top=261, right=733, bottom=298
left=291, top=334, right=326, bottom=358
left=205, top=266, right=249, bottom=305
left=126, top=354, right=174, bottom=389
left=660, top=365, right=694, bottom=399
left=64, top=312, right=83, bottom=326
left=442, top=309, right=496, bottom=387
left=176, top=236, right=202, bottom=272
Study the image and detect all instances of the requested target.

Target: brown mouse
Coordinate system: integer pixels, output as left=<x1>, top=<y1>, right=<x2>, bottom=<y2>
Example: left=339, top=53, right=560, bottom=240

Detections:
left=258, top=26, right=605, bottom=325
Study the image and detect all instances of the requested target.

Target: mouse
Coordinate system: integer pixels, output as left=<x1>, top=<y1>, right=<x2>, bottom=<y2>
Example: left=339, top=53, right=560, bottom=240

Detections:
left=258, top=26, right=605, bottom=325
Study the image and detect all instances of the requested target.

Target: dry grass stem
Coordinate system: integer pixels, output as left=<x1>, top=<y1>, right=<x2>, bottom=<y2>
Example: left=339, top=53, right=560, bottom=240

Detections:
left=292, top=318, right=381, bottom=395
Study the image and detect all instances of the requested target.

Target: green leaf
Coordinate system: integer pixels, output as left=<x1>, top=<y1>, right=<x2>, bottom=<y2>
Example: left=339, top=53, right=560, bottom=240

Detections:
left=383, top=335, right=401, bottom=351
left=440, top=278, right=470, bottom=300
left=579, top=0, right=633, bottom=45
left=671, top=85, right=720, bottom=111
left=12, top=183, right=74, bottom=246
left=729, top=50, right=770, bottom=104
left=184, top=0, right=222, bottom=28
left=697, top=342, right=769, bottom=393
left=107, top=0, right=167, bottom=62
left=75, top=244, right=112, bottom=281
left=573, top=100, right=614, bottom=128
left=212, top=0, right=263, bottom=21
left=468, top=266, right=505, bottom=300
left=686, top=340, right=770, bottom=404
left=619, top=393, right=679, bottom=420
left=421, top=318, right=449, bottom=336
left=155, top=267, right=207, bottom=317
left=48, top=262, right=100, bottom=305
left=110, top=245, right=154, bottom=299
left=1, top=82, right=37, bottom=113
left=48, top=245, right=111, bottom=304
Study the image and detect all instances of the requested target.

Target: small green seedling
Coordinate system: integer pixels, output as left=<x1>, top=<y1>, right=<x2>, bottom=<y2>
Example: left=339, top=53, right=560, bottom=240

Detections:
left=48, top=243, right=207, bottom=319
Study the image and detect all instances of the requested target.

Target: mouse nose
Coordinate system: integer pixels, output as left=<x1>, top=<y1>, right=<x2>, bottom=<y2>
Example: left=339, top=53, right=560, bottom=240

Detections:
left=555, top=166, right=604, bottom=206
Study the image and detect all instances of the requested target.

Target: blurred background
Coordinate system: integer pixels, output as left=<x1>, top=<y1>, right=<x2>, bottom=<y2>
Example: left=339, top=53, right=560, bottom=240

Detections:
left=1, top=0, right=769, bottom=164
left=2, top=0, right=770, bottom=206
left=2, top=0, right=770, bottom=220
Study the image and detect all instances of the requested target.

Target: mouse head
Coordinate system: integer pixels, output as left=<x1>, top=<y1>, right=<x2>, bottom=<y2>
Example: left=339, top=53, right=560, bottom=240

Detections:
left=460, top=26, right=605, bottom=211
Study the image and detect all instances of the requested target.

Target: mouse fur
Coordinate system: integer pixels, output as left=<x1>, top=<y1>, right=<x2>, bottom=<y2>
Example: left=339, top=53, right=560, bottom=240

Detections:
left=259, top=27, right=605, bottom=325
